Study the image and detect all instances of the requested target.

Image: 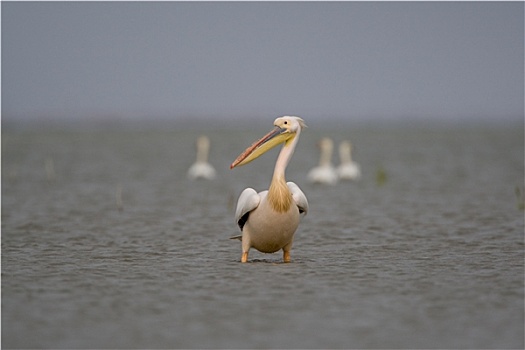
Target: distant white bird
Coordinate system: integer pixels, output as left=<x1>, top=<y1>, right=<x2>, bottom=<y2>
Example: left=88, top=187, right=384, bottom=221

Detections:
left=337, top=140, right=361, bottom=181
left=307, top=137, right=338, bottom=185
left=230, top=116, right=309, bottom=263
left=187, top=135, right=216, bottom=180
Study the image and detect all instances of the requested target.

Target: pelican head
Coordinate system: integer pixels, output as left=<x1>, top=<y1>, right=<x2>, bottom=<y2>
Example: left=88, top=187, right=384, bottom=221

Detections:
left=230, top=116, right=306, bottom=169
left=319, top=137, right=334, bottom=148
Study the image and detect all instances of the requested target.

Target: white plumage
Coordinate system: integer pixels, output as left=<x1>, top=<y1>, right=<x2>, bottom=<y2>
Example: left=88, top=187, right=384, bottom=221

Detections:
left=307, top=137, right=338, bottom=185
left=187, top=135, right=216, bottom=180
left=337, top=140, right=361, bottom=181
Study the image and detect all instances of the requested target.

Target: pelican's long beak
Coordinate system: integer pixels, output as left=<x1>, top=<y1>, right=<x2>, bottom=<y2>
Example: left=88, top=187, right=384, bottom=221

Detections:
left=230, top=126, right=291, bottom=169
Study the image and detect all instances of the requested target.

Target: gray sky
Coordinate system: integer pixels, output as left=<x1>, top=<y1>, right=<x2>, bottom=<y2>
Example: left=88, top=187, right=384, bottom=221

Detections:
left=2, top=1, right=524, bottom=125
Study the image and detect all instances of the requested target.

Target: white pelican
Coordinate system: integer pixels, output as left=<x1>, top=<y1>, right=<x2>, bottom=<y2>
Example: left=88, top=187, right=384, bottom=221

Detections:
left=337, top=140, right=361, bottom=181
left=230, top=116, right=309, bottom=263
left=307, top=137, right=338, bottom=185
left=187, top=135, right=217, bottom=180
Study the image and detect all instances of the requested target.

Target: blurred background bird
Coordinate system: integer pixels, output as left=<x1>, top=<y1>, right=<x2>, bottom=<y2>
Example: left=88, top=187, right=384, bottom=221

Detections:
left=307, top=137, right=338, bottom=185
left=337, top=140, right=361, bottom=181
left=187, top=135, right=216, bottom=180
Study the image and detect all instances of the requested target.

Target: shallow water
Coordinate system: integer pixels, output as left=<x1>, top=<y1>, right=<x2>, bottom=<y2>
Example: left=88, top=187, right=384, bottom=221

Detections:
left=2, top=122, right=524, bottom=348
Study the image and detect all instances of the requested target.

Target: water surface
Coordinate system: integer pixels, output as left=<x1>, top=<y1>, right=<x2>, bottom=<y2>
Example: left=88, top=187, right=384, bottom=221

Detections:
left=2, top=123, right=524, bottom=348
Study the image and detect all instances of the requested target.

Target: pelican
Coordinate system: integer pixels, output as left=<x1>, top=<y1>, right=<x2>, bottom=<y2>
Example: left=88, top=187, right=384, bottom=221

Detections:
left=230, top=116, right=309, bottom=263
left=187, top=135, right=216, bottom=180
left=307, top=137, right=338, bottom=185
left=337, top=140, right=361, bottom=181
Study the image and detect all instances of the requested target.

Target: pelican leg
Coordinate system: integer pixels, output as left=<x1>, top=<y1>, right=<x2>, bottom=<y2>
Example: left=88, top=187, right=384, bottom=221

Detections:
left=283, top=242, right=293, bottom=263
left=241, top=234, right=251, bottom=263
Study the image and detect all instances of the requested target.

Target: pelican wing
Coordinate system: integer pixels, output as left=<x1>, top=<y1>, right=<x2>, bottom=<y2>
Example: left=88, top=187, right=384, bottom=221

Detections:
left=234, top=188, right=261, bottom=231
left=287, top=181, right=309, bottom=215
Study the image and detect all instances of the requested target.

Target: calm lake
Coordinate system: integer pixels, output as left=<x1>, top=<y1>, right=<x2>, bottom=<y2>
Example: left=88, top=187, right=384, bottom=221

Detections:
left=2, top=121, right=524, bottom=348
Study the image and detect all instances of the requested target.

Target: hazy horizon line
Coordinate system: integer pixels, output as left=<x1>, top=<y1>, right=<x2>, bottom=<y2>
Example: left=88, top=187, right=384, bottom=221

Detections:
left=2, top=113, right=523, bottom=132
